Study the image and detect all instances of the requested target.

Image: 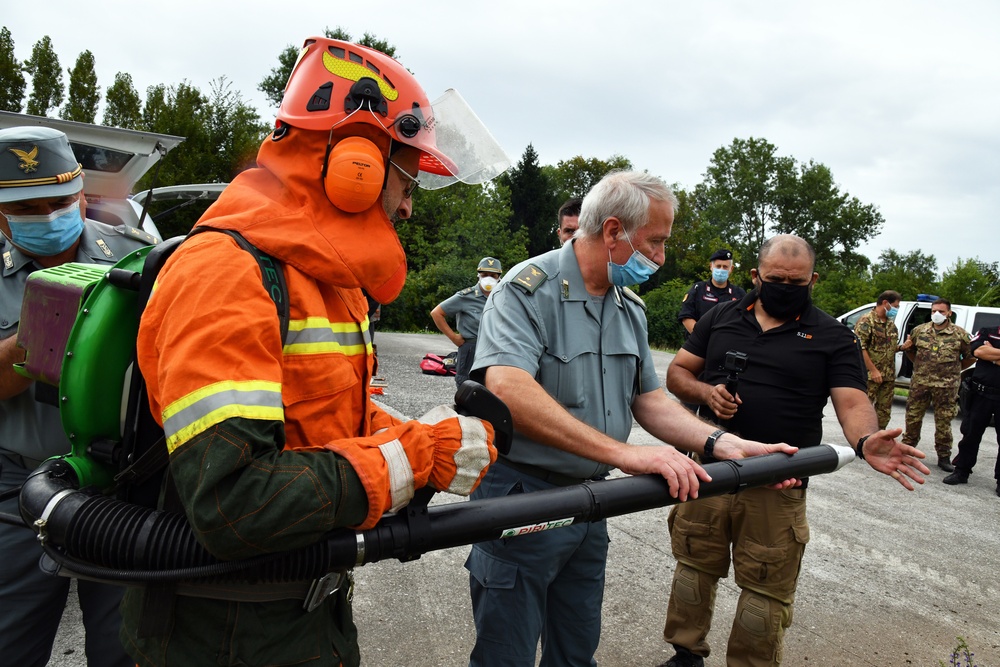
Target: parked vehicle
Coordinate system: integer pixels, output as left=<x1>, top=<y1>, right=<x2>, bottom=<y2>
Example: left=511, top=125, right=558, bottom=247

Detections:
left=838, top=295, right=1000, bottom=410
left=0, top=111, right=228, bottom=239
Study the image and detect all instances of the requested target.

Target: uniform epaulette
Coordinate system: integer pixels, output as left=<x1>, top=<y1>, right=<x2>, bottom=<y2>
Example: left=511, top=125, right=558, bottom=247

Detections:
left=115, top=224, right=160, bottom=245
left=510, top=264, right=548, bottom=294
left=458, top=286, right=476, bottom=296
left=620, top=286, right=646, bottom=311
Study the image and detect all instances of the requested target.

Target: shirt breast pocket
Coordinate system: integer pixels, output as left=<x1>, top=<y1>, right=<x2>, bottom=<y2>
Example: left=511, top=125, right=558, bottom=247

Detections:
left=539, top=335, right=599, bottom=409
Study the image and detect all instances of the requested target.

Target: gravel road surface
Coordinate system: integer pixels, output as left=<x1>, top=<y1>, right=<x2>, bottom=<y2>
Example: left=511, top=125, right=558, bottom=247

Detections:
left=47, top=332, right=999, bottom=666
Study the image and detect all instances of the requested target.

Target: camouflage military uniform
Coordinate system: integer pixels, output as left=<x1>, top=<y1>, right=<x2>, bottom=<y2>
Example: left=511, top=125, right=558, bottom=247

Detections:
left=902, top=321, right=971, bottom=459
left=854, top=310, right=900, bottom=429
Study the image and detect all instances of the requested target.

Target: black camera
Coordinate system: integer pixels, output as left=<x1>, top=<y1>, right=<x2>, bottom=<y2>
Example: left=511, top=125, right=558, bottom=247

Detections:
left=724, top=350, right=749, bottom=398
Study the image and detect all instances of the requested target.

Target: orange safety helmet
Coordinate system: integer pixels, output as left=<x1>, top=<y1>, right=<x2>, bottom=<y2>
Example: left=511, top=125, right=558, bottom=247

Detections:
left=277, top=36, right=510, bottom=189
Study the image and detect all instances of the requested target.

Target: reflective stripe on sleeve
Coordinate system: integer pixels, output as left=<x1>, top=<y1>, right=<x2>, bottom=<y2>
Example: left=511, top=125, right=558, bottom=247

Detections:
left=378, top=438, right=414, bottom=512
left=283, top=316, right=372, bottom=356
left=162, top=380, right=283, bottom=453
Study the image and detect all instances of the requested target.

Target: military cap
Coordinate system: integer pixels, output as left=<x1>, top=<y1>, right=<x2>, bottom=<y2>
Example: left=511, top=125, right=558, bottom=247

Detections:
left=477, top=256, right=502, bottom=274
left=709, top=248, right=733, bottom=262
left=0, top=126, right=84, bottom=203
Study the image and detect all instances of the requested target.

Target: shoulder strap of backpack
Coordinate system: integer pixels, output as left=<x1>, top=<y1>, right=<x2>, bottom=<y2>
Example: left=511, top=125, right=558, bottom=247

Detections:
left=116, top=227, right=289, bottom=496
left=187, top=226, right=290, bottom=342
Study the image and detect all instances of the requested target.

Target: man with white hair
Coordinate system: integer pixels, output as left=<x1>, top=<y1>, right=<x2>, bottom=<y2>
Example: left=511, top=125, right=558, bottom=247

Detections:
left=464, top=171, right=797, bottom=666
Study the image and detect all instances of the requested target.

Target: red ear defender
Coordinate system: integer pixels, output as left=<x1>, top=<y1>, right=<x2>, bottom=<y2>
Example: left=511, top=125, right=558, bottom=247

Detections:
left=323, top=136, right=386, bottom=212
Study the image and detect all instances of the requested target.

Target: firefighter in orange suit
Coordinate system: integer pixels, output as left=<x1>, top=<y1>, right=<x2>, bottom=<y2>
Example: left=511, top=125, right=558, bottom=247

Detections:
left=120, top=37, right=509, bottom=667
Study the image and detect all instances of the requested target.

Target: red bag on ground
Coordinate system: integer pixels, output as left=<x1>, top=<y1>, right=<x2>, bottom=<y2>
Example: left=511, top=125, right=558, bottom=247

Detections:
left=420, top=352, right=457, bottom=376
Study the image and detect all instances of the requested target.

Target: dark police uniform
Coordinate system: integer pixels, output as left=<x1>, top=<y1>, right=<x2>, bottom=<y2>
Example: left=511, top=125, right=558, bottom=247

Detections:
left=678, top=279, right=746, bottom=327
left=663, top=291, right=866, bottom=664
left=0, top=221, right=155, bottom=667
left=951, top=326, right=1000, bottom=484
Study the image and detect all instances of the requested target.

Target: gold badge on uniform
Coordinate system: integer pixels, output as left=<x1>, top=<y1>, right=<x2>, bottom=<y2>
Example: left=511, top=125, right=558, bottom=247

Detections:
left=95, top=238, right=115, bottom=259
left=9, top=146, right=40, bottom=174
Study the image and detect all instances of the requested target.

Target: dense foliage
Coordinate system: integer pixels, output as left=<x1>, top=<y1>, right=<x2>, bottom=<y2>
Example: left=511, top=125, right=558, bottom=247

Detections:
left=2, top=26, right=996, bottom=350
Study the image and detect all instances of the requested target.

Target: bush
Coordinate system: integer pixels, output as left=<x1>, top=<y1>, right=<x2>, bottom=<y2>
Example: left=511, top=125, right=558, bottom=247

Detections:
left=641, top=279, right=691, bottom=350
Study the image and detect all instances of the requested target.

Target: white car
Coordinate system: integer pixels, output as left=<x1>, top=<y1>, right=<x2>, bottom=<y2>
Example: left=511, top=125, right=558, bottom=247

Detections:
left=0, top=111, right=226, bottom=239
left=839, top=295, right=1000, bottom=410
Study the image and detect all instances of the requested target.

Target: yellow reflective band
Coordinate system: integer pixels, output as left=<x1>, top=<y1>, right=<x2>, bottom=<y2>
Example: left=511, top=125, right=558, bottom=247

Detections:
left=283, top=317, right=373, bottom=356
left=163, top=380, right=283, bottom=453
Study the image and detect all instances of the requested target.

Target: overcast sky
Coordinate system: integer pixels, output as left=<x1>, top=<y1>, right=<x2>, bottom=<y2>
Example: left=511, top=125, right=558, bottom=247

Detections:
left=6, top=1, right=999, bottom=278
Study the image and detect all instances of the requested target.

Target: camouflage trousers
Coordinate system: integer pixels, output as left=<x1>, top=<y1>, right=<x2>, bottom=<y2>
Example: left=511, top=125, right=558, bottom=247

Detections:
left=866, top=379, right=895, bottom=430
left=902, top=382, right=959, bottom=458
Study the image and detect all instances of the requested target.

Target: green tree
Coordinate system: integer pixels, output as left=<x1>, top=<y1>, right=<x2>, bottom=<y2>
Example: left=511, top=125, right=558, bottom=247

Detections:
left=0, top=27, right=26, bottom=112
left=498, top=143, right=558, bottom=256
left=259, top=27, right=398, bottom=108
left=103, top=72, right=142, bottom=129
left=697, top=137, right=884, bottom=283
left=811, top=255, right=873, bottom=317
left=138, top=78, right=268, bottom=238
left=138, top=81, right=209, bottom=192
left=205, top=77, right=269, bottom=177
left=643, top=279, right=694, bottom=350
left=696, top=137, right=795, bottom=266
left=774, top=160, right=883, bottom=270
left=550, top=154, right=633, bottom=202
left=60, top=49, right=100, bottom=122
left=23, top=35, right=63, bottom=116
left=386, top=181, right=525, bottom=331
left=938, top=258, right=1000, bottom=307
left=870, top=249, right=939, bottom=301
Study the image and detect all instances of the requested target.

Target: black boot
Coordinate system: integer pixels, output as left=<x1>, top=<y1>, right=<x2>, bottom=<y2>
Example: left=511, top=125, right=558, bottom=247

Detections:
left=942, top=469, right=969, bottom=485
left=657, top=646, right=705, bottom=667
left=937, top=456, right=955, bottom=472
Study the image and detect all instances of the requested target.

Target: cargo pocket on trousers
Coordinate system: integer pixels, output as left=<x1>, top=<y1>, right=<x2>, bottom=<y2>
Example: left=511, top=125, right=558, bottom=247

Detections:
left=742, top=529, right=808, bottom=603
left=669, top=512, right=715, bottom=560
left=465, top=547, right=519, bottom=643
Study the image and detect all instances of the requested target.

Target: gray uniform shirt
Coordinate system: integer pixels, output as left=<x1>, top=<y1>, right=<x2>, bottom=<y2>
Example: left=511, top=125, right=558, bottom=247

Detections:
left=438, top=284, right=489, bottom=340
left=472, top=241, right=660, bottom=479
left=0, top=220, right=157, bottom=465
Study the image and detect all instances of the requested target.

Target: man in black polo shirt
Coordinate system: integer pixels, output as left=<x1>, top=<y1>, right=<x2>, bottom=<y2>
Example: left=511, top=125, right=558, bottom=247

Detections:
left=943, top=325, right=1000, bottom=495
left=656, top=234, right=930, bottom=667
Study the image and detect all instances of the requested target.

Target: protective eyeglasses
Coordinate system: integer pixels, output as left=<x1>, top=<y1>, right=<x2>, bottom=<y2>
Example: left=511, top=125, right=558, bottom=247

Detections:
left=389, top=160, right=420, bottom=198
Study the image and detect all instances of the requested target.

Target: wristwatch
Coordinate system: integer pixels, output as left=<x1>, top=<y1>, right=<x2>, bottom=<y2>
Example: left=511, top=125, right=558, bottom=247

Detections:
left=855, top=434, right=872, bottom=460
left=704, top=429, right=726, bottom=459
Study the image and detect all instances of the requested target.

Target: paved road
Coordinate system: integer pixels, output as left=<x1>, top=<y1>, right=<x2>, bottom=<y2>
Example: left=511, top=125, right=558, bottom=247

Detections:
left=49, top=332, right=999, bottom=666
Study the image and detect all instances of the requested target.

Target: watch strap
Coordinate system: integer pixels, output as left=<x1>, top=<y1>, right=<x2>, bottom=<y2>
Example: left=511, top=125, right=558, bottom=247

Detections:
left=704, top=429, right=726, bottom=459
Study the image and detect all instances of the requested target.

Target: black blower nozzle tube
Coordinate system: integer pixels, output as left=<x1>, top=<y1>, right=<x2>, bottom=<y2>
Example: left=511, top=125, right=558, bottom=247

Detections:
left=19, top=445, right=854, bottom=582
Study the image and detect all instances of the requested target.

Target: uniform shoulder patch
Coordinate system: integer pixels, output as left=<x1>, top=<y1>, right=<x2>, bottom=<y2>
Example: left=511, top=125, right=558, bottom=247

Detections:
left=510, top=264, right=548, bottom=294
left=114, top=224, right=160, bottom=245
left=620, top=286, right=646, bottom=310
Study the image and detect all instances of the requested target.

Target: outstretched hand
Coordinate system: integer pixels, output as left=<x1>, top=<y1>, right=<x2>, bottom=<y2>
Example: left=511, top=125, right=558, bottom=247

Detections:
left=861, top=427, right=929, bottom=490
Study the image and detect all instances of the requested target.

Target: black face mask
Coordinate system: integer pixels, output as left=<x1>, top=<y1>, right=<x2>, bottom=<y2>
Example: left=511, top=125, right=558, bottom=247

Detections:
left=757, top=279, right=811, bottom=320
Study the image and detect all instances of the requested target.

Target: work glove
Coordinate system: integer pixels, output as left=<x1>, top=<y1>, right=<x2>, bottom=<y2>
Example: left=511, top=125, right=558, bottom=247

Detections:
left=327, top=407, right=496, bottom=527
left=416, top=405, right=497, bottom=495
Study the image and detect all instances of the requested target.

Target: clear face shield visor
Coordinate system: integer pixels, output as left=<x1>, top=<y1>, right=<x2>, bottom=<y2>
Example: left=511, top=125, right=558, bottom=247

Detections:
left=383, top=89, right=511, bottom=190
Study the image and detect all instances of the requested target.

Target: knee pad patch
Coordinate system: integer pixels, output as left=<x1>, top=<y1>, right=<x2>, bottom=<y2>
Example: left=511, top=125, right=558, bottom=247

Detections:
left=673, top=564, right=704, bottom=606
left=735, top=592, right=773, bottom=637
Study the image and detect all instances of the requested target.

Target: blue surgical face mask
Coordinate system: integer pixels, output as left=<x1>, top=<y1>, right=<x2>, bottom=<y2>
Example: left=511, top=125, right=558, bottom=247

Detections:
left=608, top=228, right=660, bottom=287
left=712, top=268, right=730, bottom=283
left=6, top=200, right=84, bottom=256
left=886, top=306, right=899, bottom=319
